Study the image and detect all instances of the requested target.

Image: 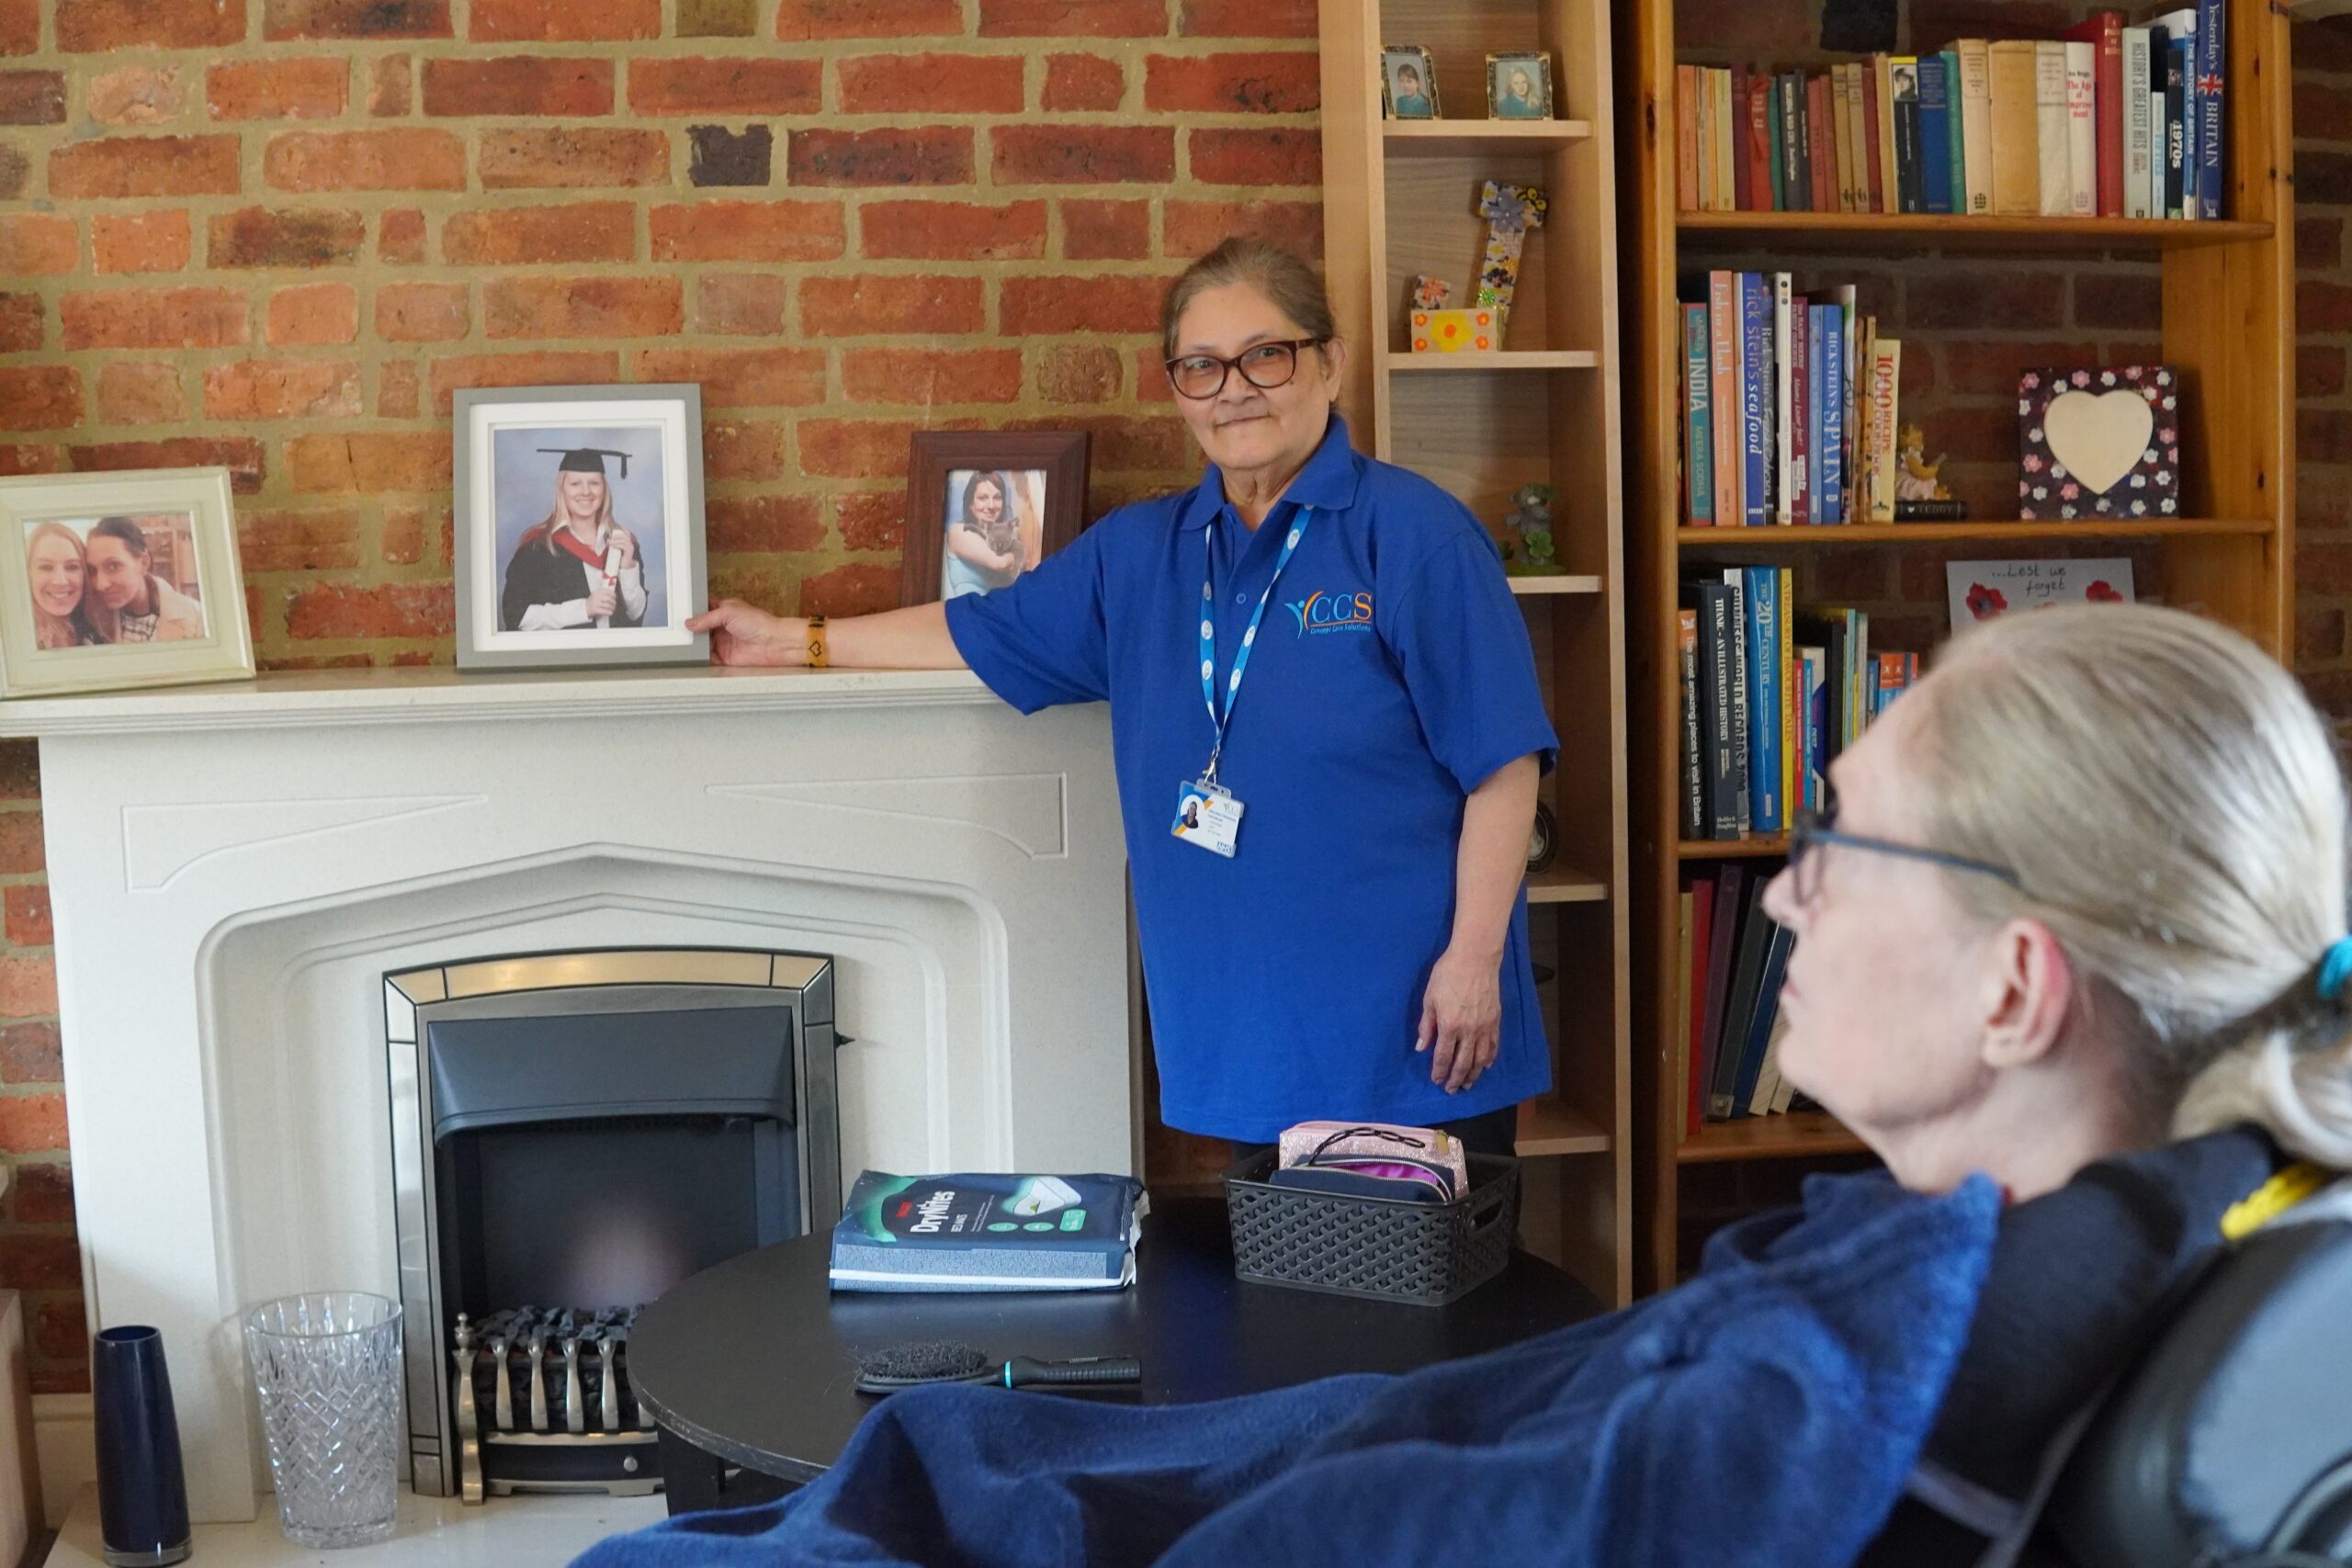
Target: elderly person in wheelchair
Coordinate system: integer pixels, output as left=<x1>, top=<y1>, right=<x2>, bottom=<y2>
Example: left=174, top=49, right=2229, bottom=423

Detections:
left=580, top=603, right=2352, bottom=1568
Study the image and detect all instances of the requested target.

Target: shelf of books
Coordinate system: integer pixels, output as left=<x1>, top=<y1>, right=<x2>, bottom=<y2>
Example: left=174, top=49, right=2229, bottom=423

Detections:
left=1615, top=0, right=2291, bottom=1289
left=1322, top=0, right=1634, bottom=1305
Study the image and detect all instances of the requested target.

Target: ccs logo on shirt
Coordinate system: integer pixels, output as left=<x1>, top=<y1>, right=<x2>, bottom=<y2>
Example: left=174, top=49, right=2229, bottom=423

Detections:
left=1284, top=590, right=1374, bottom=637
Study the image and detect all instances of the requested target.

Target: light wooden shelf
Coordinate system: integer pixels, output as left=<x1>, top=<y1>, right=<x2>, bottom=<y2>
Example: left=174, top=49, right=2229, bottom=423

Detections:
left=1327, top=0, right=1633, bottom=1307
left=1527, top=865, right=1607, bottom=903
left=1676, top=518, right=2271, bottom=547
left=1510, top=573, right=1603, bottom=595
left=1678, top=837, right=1787, bottom=859
left=1677, top=209, right=2272, bottom=251
left=1677, top=1111, right=1868, bottom=1164
left=1384, top=118, right=1593, bottom=156
left=1517, top=1095, right=1612, bottom=1157
left=1388, top=350, right=1601, bottom=371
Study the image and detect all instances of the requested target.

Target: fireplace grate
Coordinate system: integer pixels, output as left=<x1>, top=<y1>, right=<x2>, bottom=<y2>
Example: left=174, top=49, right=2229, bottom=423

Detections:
left=452, top=1305, right=659, bottom=1499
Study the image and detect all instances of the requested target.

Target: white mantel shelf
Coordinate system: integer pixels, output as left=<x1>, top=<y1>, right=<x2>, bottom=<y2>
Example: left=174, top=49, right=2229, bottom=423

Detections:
left=0, top=663, right=997, bottom=737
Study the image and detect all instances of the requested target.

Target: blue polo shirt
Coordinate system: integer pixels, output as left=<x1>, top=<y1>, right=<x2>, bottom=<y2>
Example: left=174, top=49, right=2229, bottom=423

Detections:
left=944, top=414, right=1557, bottom=1142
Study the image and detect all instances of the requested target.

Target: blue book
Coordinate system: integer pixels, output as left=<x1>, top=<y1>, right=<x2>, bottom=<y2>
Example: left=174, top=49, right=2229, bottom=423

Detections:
left=1683, top=303, right=1713, bottom=523
left=1731, top=921, right=1796, bottom=1116
left=1816, top=304, right=1844, bottom=524
left=1804, top=647, right=1829, bottom=810
left=1721, top=570, right=1750, bottom=829
left=1917, top=54, right=1952, bottom=213
left=1742, top=564, right=1782, bottom=832
left=1738, top=273, right=1771, bottom=525
left=829, top=1170, right=1143, bottom=1292
left=2194, top=0, right=2225, bottom=219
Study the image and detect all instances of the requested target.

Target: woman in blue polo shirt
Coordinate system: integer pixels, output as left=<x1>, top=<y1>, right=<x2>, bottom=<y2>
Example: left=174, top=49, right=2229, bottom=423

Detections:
left=688, top=239, right=1557, bottom=1156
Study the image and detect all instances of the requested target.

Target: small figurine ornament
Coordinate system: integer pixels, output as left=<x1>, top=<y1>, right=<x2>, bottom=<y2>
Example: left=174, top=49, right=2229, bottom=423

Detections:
left=1474, top=180, right=1548, bottom=332
left=1894, top=422, right=1951, bottom=502
left=1499, top=483, right=1562, bottom=575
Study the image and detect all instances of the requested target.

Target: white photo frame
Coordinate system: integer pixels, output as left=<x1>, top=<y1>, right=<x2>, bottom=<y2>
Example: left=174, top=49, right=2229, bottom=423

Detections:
left=454, top=384, right=709, bottom=671
left=0, top=466, right=253, bottom=699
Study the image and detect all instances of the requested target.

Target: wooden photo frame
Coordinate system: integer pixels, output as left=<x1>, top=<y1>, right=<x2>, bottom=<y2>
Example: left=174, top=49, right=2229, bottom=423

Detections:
left=900, top=431, right=1091, bottom=607
left=1380, top=45, right=1439, bottom=119
left=1486, top=51, right=1555, bottom=119
left=0, top=466, right=254, bottom=699
left=453, top=383, right=709, bottom=671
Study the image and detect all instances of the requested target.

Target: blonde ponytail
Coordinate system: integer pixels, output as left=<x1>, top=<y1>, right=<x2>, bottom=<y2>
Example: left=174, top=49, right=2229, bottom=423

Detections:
left=1908, top=604, right=2352, bottom=1169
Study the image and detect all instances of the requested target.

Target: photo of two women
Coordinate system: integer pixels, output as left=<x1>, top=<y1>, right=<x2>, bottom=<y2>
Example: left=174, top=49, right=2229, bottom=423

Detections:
left=24, top=513, right=208, bottom=650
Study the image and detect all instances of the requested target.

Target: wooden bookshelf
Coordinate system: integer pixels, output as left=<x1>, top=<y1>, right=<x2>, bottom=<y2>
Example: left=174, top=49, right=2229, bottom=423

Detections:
left=1321, top=0, right=1634, bottom=1306
left=1614, top=0, right=2293, bottom=1291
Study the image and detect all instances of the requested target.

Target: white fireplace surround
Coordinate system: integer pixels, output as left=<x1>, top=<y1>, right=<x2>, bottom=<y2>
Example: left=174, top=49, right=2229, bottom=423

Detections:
left=0, top=665, right=1134, bottom=1525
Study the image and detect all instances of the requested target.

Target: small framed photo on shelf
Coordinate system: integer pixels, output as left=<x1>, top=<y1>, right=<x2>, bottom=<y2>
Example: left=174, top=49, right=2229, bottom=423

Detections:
left=1487, top=51, right=1554, bottom=119
left=901, top=430, right=1091, bottom=607
left=1380, top=45, right=1440, bottom=119
left=2017, top=366, right=2179, bottom=521
left=453, top=383, right=709, bottom=671
left=0, top=467, right=252, bottom=698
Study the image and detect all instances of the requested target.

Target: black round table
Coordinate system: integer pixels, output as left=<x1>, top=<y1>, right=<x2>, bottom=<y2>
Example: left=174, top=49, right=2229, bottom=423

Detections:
left=632, top=1195, right=1602, bottom=1513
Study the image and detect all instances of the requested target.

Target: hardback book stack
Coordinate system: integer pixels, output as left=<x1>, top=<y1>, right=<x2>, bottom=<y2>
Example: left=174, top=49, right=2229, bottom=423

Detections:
left=1676, top=570, right=1917, bottom=842
left=1676, top=863, right=1811, bottom=1130
left=1675, top=3, right=2228, bottom=222
left=1679, top=273, right=1910, bottom=525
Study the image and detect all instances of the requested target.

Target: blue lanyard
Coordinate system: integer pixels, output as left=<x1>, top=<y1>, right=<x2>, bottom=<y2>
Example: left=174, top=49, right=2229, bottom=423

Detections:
left=1197, top=505, right=1310, bottom=784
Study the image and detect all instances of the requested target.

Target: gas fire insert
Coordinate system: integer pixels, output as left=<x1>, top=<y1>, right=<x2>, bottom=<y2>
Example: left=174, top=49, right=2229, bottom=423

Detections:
left=385, top=949, right=843, bottom=1503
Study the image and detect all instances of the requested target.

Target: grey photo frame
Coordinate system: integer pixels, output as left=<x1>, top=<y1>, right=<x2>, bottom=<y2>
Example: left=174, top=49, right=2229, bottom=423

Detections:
left=454, top=383, right=709, bottom=671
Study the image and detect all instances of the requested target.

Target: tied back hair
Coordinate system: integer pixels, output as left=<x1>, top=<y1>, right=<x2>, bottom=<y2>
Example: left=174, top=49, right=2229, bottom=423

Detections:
left=1909, top=604, right=2352, bottom=1169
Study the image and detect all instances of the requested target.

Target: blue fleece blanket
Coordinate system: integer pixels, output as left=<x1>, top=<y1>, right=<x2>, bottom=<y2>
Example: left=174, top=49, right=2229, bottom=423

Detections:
left=574, top=1171, right=2001, bottom=1568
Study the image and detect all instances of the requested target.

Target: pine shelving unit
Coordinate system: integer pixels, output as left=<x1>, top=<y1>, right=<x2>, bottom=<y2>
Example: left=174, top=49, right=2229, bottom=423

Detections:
left=1320, top=0, right=1634, bottom=1304
left=1615, top=0, right=2293, bottom=1289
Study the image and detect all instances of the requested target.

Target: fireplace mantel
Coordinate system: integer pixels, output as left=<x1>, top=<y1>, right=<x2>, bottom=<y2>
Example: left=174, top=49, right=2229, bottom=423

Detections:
left=13, top=660, right=1133, bottom=1524
left=0, top=663, right=999, bottom=738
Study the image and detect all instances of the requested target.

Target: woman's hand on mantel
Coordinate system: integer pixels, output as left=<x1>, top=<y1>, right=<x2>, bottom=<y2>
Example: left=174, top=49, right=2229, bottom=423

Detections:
left=689, top=600, right=807, bottom=667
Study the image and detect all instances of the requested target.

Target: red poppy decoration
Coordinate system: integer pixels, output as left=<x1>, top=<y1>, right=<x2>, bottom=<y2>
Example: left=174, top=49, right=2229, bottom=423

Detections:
left=2085, top=580, right=2124, bottom=604
left=1966, top=582, right=2008, bottom=619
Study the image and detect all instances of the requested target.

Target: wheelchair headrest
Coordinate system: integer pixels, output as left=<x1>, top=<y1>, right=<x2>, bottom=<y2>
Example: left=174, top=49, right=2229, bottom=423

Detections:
left=2046, top=1205, right=2352, bottom=1566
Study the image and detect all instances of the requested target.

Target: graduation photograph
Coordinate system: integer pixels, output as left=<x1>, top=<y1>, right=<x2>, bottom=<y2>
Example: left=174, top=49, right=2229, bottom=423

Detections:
left=452, top=385, right=709, bottom=671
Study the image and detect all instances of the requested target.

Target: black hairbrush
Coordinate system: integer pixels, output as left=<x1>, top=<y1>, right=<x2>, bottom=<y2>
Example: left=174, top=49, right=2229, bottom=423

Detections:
left=854, top=1340, right=1141, bottom=1395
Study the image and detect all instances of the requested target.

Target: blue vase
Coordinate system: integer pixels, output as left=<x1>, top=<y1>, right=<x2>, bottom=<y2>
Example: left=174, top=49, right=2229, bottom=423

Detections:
left=91, top=1325, right=190, bottom=1567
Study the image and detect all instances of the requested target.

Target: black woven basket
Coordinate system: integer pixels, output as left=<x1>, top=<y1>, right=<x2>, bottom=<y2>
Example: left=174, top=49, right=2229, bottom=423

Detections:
left=1223, top=1150, right=1519, bottom=1307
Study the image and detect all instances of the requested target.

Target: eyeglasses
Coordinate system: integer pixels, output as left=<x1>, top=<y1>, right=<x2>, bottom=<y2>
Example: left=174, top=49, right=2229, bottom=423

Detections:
left=1785, top=801, right=2021, bottom=908
left=1163, top=338, right=1327, bottom=400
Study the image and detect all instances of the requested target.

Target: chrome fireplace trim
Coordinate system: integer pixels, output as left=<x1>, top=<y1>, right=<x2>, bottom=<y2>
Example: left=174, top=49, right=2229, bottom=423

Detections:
left=384, top=947, right=839, bottom=1502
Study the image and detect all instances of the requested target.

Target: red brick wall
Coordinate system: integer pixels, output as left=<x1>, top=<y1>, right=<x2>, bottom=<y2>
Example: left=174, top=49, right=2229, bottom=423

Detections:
left=0, top=0, right=1318, bottom=1394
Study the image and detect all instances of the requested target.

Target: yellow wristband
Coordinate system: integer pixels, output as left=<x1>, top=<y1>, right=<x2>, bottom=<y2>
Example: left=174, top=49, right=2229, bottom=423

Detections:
left=806, top=614, right=828, bottom=669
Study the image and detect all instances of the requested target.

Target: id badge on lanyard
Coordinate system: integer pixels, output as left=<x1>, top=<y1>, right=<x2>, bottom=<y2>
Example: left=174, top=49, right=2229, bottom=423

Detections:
left=1170, top=507, right=1311, bottom=860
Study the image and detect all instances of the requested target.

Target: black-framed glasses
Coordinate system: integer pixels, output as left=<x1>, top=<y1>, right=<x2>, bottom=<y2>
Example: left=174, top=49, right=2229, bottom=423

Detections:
left=1164, top=338, right=1327, bottom=400
left=1786, top=802, right=2021, bottom=908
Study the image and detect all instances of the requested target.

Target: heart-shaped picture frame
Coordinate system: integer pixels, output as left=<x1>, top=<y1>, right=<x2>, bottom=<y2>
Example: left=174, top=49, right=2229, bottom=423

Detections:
left=2018, top=366, right=2179, bottom=522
